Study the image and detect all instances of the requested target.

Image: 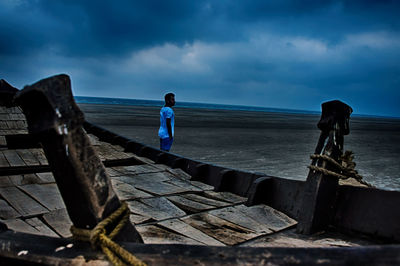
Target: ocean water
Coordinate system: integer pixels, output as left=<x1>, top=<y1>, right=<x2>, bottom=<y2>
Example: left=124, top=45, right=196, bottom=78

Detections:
left=75, top=96, right=320, bottom=115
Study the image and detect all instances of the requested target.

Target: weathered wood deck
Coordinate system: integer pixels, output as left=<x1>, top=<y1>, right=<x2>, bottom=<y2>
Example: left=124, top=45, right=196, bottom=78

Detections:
left=0, top=105, right=386, bottom=250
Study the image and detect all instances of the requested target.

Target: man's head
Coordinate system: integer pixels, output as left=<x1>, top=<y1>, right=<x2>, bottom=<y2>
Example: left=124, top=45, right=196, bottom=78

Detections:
left=164, top=92, right=175, bottom=107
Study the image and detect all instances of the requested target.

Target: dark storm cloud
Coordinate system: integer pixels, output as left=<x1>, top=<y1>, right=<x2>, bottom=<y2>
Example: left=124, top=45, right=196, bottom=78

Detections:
left=2, top=0, right=399, bottom=57
left=1, top=0, right=226, bottom=57
left=0, top=0, right=399, bottom=116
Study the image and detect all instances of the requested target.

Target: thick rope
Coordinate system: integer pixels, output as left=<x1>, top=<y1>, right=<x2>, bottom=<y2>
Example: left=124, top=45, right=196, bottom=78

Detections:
left=70, top=202, right=146, bottom=266
left=308, top=152, right=374, bottom=188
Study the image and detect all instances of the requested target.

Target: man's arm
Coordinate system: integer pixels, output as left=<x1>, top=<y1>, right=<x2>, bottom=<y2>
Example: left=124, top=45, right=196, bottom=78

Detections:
left=166, top=118, right=173, bottom=139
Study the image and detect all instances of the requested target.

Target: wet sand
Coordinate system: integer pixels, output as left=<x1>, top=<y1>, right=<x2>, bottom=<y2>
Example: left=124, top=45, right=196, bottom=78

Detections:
left=79, top=103, right=400, bottom=191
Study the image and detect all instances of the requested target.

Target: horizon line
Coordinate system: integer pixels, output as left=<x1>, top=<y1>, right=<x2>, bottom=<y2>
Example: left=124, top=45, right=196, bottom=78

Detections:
left=74, top=95, right=400, bottom=120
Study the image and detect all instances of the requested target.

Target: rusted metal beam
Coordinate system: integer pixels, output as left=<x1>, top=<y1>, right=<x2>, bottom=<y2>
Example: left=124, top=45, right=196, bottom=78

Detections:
left=14, top=74, right=142, bottom=242
left=297, top=100, right=353, bottom=234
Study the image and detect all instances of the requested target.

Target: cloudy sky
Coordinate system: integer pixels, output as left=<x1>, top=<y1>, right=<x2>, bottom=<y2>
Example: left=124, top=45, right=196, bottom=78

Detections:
left=1, top=0, right=399, bottom=116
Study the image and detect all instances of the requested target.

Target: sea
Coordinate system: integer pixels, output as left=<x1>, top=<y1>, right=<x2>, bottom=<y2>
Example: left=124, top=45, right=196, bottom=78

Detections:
left=75, top=96, right=398, bottom=119
left=75, top=96, right=320, bottom=115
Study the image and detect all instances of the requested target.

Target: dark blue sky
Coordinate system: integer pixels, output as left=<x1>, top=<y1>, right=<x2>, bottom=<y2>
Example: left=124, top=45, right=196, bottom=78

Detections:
left=1, top=0, right=399, bottom=116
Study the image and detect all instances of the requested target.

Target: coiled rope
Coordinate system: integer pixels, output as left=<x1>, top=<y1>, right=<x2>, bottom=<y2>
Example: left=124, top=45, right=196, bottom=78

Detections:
left=70, top=202, right=146, bottom=266
left=308, top=151, right=374, bottom=188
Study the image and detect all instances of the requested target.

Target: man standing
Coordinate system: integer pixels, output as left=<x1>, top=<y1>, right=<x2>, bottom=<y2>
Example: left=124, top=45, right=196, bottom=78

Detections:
left=158, top=93, right=175, bottom=151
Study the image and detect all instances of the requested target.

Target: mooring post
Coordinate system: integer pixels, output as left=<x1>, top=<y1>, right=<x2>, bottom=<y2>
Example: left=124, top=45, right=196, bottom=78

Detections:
left=297, top=100, right=352, bottom=234
left=14, top=74, right=142, bottom=242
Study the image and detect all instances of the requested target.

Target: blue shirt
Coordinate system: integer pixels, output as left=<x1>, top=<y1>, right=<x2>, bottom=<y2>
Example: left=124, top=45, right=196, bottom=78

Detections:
left=158, top=106, right=174, bottom=139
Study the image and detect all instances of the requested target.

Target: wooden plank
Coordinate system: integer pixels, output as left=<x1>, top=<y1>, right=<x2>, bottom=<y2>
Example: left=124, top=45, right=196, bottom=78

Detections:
left=241, top=228, right=361, bottom=248
left=158, top=219, right=226, bottom=246
left=18, top=183, right=65, bottom=211
left=203, top=191, right=247, bottom=204
left=182, top=213, right=259, bottom=245
left=235, top=204, right=297, bottom=232
left=132, top=177, right=188, bottom=196
left=116, top=151, right=131, bottom=159
left=127, top=197, right=186, bottom=221
left=9, top=113, right=25, bottom=120
left=5, top=121, right=17, bottom=129
left=2, top=149, right=25, bottom=166
left=100, top=141, right=122, bottom=151
left=107, top=167, right=124, bottom=177
left=134, top=180, right=188, bottom=196
left=116, top=172, right=172, bottom=184
left=9, top=129, right=27, bottom=135
left=166, top=168, right=192, bottom=180
left=8, top=174, right=42, bottom=186
left=182, top=194, right=232, bottom=208
left=240, top=229, right=332, bottom=248
left=0, top=186, right=48, bottom=217
left=105, top=147, right=127, bottom=160
left=0, top=176, right=13, bottom=187
left=190, top=181, right=214, bottom=191
left=140, top=197, right=187, bottom=219
left=25, top=217, right=59, bottom=237
left=7, top=113, right=17, bottom=120
left=0, top=136, right=6, bottom=146
left=129, top=213, right=153, bottom=225
left=136, top=224, right=203, bottom=245
left=0, top=121, right=8, bottom=130
left=16, top=149, right=40, bottom=165
left=151, top=164, right=170, bottom=171
left=43, top=208, right=73, bottom=238
left=124, top=153, right=155, bottom=164
left=1, top=218, right=41, bottom=235
left=5, top=175, right=23, bottom=186
left=0, top=152, right=9, bottom=167
left=36, top=172, right=55, bottom=183
left=140, top=156, right=156, bottom=164
left=16, top=120, right=27, bottom=129
left=167, top=195, right=217, bottom=213
left=0, top=199, right=20, bottom=219
left=111, top=179, right=152, bottom=200
left=165, top=178, right=202, bottom=192
left=116, top=164, right=164, bottom=175
left=30, top=148, right=48, bottom=165
left=208, top=206, right=273, bottom=234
